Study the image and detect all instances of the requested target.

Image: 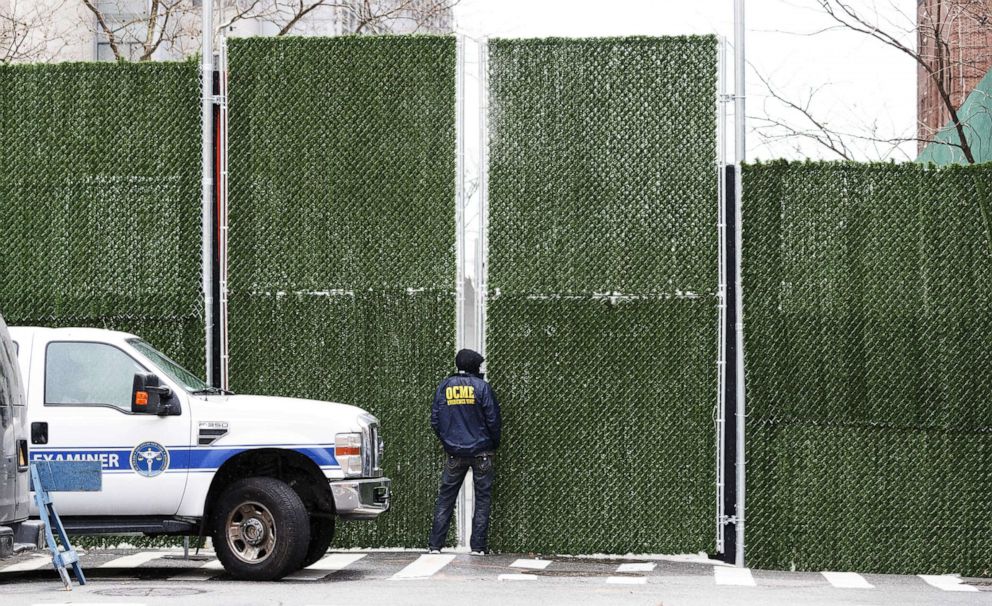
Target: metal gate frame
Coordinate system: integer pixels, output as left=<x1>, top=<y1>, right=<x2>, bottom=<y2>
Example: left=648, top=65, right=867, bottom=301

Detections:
left=213, top=32, right=744, bottom=558
left=454, top=35, right=490, bottom=550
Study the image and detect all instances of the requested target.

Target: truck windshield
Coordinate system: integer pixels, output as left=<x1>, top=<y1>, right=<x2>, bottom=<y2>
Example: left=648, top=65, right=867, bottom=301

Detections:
left=128, top=339, right=209, bottom=393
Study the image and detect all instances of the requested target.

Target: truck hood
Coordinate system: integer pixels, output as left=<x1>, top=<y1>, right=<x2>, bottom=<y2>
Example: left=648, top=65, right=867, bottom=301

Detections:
left=192, top=394, right=373, bottom=437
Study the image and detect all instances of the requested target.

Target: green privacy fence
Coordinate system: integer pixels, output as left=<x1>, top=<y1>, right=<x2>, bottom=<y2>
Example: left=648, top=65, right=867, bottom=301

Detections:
left=226, top=36, right=456, bottom=548
left=9, top=38, right=989, bottom=574
left=742, top=161, right=992, bottom=575
left=486, top=36, right=719, bottom=554
left=0, top=61, right=204, bottom=373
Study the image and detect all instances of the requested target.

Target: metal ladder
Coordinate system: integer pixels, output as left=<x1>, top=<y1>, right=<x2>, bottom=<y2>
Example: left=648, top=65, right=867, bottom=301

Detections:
left=30, top=461, right=101, bottom=590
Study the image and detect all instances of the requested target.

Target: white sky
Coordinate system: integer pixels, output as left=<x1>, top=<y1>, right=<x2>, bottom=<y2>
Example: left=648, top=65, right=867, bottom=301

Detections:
left=453, top=0, right=918, bottom=162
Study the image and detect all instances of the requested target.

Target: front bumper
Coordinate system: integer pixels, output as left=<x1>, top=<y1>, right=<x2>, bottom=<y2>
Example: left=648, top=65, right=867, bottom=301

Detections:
left=330, top=477, right=391, bottom=520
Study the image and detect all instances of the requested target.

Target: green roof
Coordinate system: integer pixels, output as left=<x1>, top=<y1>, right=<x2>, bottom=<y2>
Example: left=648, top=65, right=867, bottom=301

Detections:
left=918, top=67, right=992, bottom=165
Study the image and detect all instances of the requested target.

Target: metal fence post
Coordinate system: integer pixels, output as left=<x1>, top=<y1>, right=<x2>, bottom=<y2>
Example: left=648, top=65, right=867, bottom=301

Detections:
left=715, top=36, right=729, bottom=557
left=733, top=0, right=748, bottom=568
left=454, top=35, right=471, bottom=550
left=477, top=38, right=489, bottom=364
left=218, top=34, right=230, bottom=391
left=201, top=0, right=215, bottom=387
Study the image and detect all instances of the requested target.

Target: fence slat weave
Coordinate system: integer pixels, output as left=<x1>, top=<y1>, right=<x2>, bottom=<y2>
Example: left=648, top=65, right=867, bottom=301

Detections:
left=0, top=61, right=203, bottom=373
left=486, top=36, right=719, bottom=554
left=227, top=36, right=456, bottom=548
left=743, top=161, right=992, bottom=575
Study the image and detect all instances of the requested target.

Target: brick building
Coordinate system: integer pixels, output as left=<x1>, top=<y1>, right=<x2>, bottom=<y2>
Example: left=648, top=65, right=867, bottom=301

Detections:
left=917, top=0, right=992, bottom=152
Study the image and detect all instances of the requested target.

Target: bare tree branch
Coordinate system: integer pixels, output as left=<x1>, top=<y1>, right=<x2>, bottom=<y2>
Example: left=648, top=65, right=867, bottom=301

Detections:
left=140, top=0, right=179, bottom=61
left=82, top=0, right=123, bottom=61
left=278, top=0, right=333, bottom=36
left=141, top=0, right=162, bottom=59
left=219, top=0, right=267, bottom=31
left=817, top=0, right=981, bottom=163
left=756, top=0, right=989, bottom=165
left=754, top=71, right=858, bottom=160
left=220, top=0, right=456, bottom=38
left=6, top=0, right=457, bottom=64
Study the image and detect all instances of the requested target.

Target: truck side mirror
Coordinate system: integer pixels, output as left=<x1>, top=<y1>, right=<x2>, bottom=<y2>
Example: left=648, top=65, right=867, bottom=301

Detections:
left=131, top=373, right=171, bottom=415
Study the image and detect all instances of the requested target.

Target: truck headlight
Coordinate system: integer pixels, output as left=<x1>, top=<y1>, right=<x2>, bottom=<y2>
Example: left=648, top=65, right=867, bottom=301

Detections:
left=335, top=432, right=363, bottom=477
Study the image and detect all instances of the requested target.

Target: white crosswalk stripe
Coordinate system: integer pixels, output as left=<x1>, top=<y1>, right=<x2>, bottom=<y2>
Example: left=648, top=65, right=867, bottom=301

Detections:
left=617, top=562, right=656, bottom=573
left=498, top=573, right=537, bottom=581
left=286, top=553, right=367, bottom=580
left=389, top=554, right=455, bottom=580
left=714, top=566, right=756, bottom=586
left=306, top=553, right=367, bottom=571
left=510, top=558, right=551, bottom=570
left=6, top=549, right=981, bottom=594
left=606, top=576, right=647, bottom=585
left=170, top=558, right=224, bottom=582
left=822, top=571, right=874, bottom=589
left=100, top=551, right=176, bottom=569
left=918, top=574, right=978, bottom=592
left=609, top=561, right=654, bottom=585
left=2, top=555, right=52, bottom=573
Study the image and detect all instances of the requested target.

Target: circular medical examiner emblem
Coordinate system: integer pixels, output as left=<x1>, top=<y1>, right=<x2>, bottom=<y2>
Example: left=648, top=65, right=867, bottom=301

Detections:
left=130, top=442, right=170, bottom=477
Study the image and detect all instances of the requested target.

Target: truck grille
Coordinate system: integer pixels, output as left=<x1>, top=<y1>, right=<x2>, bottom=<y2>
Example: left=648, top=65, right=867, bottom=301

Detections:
left=369, top=423, right=382, bottom=473
left=359, top=415, right=383, bottom=478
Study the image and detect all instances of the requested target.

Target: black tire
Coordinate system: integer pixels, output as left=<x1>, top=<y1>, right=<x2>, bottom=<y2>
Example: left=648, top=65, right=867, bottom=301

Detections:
left=211, top=477, right=311, bottom=581
left=301, top=515, right=336, bottom=569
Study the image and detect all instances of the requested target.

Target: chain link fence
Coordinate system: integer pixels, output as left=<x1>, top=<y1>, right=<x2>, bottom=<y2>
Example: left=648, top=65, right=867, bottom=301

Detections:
left=743, top=161, right=992, bottom=575
left=226, top=36, right=456, bottom=548
left=9, top=40, right=987, bottom=572
left=0, top=61, right=203, bottom=550
left=0, top=61, right=204, bottom=375
left=486, top=36, right=719, bottom=554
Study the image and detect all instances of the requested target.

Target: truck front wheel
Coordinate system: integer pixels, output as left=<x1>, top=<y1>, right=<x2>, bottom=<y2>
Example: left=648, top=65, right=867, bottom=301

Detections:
left=301, top=516, right=335, bottom=568
left=212, top=477, right=310, bottom=581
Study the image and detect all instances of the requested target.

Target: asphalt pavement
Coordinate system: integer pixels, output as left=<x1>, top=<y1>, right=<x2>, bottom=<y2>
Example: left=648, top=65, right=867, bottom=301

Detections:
left=1, top=548, right=990, bottom=606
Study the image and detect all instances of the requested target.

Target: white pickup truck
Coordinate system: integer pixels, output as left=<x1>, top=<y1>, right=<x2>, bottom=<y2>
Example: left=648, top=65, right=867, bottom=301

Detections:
left=9, top=326, right=390, bottom=581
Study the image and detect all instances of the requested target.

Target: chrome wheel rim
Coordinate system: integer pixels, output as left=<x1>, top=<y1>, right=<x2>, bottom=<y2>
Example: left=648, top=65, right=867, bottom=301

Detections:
left=226, top=501, right=276, bottom=564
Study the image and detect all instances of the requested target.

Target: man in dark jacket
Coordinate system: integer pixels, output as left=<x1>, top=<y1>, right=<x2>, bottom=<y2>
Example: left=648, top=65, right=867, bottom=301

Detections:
left=428, top=348, right=501, bottom=554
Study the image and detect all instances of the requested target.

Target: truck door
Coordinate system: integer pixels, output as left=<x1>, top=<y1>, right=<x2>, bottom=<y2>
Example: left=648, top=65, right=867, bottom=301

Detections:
left=0, top=338, right=14, bottom=523
left=29, top=339, right=192, bottom=516
left=9, top=332, right=31, bottom=523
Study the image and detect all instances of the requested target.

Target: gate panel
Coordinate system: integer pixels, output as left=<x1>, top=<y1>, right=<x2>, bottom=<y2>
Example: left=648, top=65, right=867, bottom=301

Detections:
left=486, top=36, right=720, bottom=553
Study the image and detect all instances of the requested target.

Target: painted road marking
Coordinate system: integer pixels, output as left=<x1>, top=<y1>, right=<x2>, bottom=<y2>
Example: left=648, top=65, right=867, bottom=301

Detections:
left=2, top=556, right=52, bottom=572
left=100, top=551, right=175, bottom=569
left=919, top=574, right=978, bottom=592
left=287, top=553, right=367, bottom=580
left=822, top=571, right=874, bottom=589
left=498, top=573, right=537, bottom=581
left=510, top=558, right=551, bottom=570
left=714, top=566, right=756, bottom=586
left=171, top=558, right=225, bottom=582
left=607, top=576, right=647, bottom=585
left=389, top=554, right=455, bottom=580
left=307, top=553, right=367, bottom=571
left=617, top=562, right=656, bottom=573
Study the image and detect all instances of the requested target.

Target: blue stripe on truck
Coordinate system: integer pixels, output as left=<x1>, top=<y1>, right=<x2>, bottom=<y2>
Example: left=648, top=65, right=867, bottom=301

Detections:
left=30, top=445, right=340, bottom=472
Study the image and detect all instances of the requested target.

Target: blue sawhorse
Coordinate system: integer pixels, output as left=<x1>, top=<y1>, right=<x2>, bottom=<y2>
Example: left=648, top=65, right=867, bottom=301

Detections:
left=30, top=460, right=102, bottom=590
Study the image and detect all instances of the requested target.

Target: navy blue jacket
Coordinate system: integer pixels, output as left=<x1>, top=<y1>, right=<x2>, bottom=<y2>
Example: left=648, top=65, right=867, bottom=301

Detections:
left=431, top=372, right=501, bottom=457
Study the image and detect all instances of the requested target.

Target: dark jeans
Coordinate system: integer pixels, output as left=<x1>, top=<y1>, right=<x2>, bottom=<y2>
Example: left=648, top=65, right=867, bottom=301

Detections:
left=428, top=453, right=495, bottom=552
